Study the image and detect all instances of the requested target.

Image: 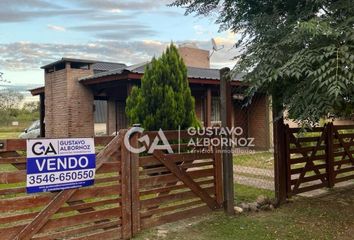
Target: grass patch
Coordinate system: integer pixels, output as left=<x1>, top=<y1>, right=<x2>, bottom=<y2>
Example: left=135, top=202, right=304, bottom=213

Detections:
left=134, top=186, right=354, bottom=240
left=234, top=184, right=274, bottom=203
left=0, top=131, right=21, bottom=139
left=234, top=151, right=274, bottom=169
left=0, top=125, right=26, bottom=139
left=0, top=164, right=17, bottom=172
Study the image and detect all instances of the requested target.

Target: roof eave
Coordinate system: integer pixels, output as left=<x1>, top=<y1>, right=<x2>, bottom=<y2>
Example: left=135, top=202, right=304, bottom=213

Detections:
left=29, top=86, right=45, bottom=96
left=41, top=58, right=97, bottom=69
left=80, top=71, right=245, bottom=86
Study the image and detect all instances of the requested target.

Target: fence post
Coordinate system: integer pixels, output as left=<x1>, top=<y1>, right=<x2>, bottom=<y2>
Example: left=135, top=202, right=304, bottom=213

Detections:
left=326, top=123, right=335, bottom=188
left=213, top=144, right=223, bottom=207
left=120, top=130, right=133, bottom=239
left=129, top=131, right=141, bottom=235
left=284, top=124, right=291, bottom=197
left=274, top=118, right=287, bottom=205
left=220, top=67, right=235, bottom=215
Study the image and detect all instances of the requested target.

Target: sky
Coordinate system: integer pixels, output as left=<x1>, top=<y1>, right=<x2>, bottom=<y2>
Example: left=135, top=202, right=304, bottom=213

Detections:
left=0, top=0, right=240, bottom=86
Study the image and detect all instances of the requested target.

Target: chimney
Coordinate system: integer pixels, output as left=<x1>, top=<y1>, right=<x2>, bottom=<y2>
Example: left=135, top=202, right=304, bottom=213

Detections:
left=42, top=58, right=95, bottom=138
left=178, top=44, right=210, bottom=69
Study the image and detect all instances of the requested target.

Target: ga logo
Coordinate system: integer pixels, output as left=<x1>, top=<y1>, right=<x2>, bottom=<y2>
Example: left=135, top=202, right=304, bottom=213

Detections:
left=31, top=142, right=57, bottom=156
left=124, top=127, right=173, bottom=154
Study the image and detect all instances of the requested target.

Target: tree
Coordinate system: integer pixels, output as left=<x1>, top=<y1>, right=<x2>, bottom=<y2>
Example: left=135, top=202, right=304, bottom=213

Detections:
left=23, top=102, right=40, bottom=113
left=0, top=72, right=10, bottom=84
left=0, top=89, right=23, bottom=111
left=126, top=44, right=199, bottom=130
left=0, top=88, right=24, bottom=126
left=171, top=0, right=354, bottom=124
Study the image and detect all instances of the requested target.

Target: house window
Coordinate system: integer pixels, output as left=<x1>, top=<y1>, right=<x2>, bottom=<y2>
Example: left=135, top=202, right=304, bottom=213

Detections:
left=94, top=100, right=107, bottom=123
left=211, top=97, right=220, bottom=122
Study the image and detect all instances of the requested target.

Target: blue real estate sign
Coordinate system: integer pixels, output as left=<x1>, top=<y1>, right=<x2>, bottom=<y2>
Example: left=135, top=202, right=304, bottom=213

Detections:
left=26, top=138, right=96, bottom=193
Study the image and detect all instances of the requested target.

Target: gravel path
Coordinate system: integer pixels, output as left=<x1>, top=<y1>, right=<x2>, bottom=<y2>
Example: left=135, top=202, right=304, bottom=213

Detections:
left=233, top=165, right=354, bottom=197
left=233, top=165, right=274, bottom=190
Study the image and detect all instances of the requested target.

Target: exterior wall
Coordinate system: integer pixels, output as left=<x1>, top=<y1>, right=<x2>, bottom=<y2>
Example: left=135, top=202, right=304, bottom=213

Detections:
left=45, top=69, right=68, bottom=137
left=247, top=94, right=271, bottom=150
left=45, top=63, right=94, bottom=138
left=234, top=104, right=248, bottom=139
left=178, top=47, right=210, bottom=68
left=66, top=67, right=94, bottom=137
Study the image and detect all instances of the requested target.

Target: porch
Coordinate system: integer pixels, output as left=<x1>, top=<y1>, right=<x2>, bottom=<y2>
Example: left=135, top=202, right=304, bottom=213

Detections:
left=30, top=58, right=272, bottom=150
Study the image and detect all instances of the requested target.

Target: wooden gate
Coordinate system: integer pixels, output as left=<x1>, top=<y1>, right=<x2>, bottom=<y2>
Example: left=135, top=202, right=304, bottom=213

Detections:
left=127, top=130, right=223, bottom=233
left=0, top=130, right=223, bottom=239
left=284, top=123, right=354, bottom=196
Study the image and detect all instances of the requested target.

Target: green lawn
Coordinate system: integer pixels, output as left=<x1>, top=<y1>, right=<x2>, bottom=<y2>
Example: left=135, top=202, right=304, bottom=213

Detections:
left=0, top=131, right=21, bottom=139
left=134, top=185, right=354, bottom=240
left=234, top=184, right=274, bottom=203
left=0, top=126, right=23, bottom=139
left=234, top=151, right=274, bottom=169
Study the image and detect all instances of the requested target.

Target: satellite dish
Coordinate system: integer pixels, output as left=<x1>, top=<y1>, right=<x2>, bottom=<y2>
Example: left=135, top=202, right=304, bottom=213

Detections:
left=210, top=38, right=224, bottom=57
left=212, top=38, right=218, bottom=51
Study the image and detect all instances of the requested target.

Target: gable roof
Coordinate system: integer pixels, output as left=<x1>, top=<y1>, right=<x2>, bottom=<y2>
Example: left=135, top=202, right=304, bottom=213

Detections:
left=79, top=62, right=245, bottom=82
left=40, top=58, right=126, bottom=73
left=32, top=59, right=246, bottom=95
left=92, top=62, right=127, bottom=73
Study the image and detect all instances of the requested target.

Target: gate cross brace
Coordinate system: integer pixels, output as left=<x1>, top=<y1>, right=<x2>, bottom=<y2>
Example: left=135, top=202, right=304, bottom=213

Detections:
left=333, top=129, right=354, bottom=165
left=289, top=130, right=327, bottom=192
left=153, top=150, right=219, bottom=210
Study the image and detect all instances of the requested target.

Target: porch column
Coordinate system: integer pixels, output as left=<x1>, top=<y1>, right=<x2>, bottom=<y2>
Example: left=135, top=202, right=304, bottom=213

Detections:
left=205, top=87, right=212, bottom=127
left=127, top=81, right=133, bottom=95
left=39, top=93, right=45, bottom=137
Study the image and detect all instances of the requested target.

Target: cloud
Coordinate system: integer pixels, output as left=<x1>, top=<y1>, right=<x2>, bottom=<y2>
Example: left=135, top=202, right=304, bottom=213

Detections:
left=0, top=41, right=164, bottom=71
left=0, top=0, right=70, bottom=23
left=0, top=38, right=239, bottom=73
left=96, top=30, right=157, bottom=40
left=0, top=0, right=62, bottom=9
left=67, top=23, right=157, bottom=40
left=47, top=24, right=66, bottom=32
left=0, top=9, right=93, bottom=23
left=108, top=9, right=122, bottom=13
left=0, top=0, right=175, bottom=23
left=69, top=23, right=152, bottom=32
left=0, top=0, right=181, bottom=46
left=74, top=0, right=173, bottom=11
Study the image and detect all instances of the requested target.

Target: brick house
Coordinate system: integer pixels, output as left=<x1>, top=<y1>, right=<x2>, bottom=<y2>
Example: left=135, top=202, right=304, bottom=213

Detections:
left=30, top=46, right=273, bottom=150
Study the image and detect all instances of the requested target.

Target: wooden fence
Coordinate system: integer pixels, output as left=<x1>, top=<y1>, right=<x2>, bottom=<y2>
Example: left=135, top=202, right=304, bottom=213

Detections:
left=284, top=123, right=354, bottom=196
left=0, top=130, right=223, bottom=239
left=131, top=130, right=223, bottom=233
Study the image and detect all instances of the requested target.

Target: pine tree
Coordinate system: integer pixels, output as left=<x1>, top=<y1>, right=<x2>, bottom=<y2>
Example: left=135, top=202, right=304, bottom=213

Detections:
left=126, top=44, right=199, bottom=130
